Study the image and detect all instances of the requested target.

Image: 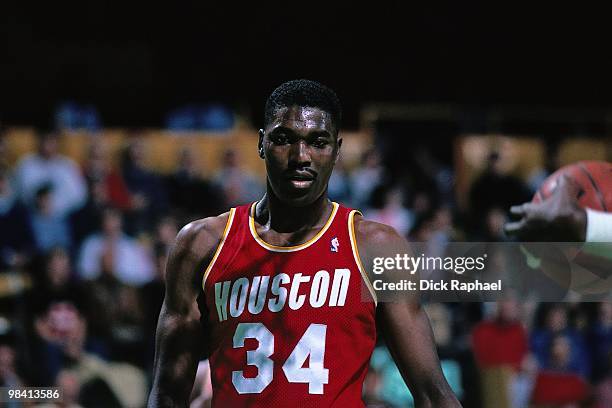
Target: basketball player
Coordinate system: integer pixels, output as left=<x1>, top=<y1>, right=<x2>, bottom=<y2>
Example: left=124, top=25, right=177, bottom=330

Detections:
left=148, top=80, right=460, bottom=407
left=505, top=175, right=612, bottom=242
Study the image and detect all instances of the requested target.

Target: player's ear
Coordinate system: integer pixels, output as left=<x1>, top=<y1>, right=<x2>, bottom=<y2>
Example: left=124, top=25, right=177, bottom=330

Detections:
left=258, top=129, right=265, bottom=159
left=334, top=135, right=343, bottom=163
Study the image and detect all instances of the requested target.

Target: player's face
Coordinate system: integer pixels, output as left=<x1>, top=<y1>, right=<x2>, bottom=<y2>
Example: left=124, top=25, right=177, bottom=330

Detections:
left=260, top=106, right=341, bottom=206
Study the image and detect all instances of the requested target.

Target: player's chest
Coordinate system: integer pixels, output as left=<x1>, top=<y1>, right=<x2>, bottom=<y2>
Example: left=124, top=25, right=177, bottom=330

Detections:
left=208, top=262, right=363, bottom=323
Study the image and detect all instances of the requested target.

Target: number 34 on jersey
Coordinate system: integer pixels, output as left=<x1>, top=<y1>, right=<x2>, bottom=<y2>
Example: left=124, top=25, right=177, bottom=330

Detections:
left=232, top=322, right=329, bottom=395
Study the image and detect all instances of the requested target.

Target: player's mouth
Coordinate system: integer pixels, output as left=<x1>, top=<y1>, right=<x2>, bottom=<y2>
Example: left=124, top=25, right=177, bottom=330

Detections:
left=285, top=171, right=316, bottom=188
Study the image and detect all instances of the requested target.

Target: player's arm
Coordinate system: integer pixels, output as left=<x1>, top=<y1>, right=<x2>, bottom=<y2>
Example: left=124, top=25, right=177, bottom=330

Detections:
left=148, top=216, right=226, bottom=408
left=355, top=217, right=461, bottom=408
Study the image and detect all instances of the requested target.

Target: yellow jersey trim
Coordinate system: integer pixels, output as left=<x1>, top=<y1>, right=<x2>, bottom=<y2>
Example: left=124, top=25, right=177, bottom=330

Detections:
left=249, top=201, right=339, bottom=253
left=202, top=208, right=236, bottom=289
left=348, top=210, right=378, bottom=305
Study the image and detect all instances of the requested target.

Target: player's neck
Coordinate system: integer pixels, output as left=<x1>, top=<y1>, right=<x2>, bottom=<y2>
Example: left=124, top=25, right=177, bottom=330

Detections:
left=256, top=192, right=332, bottom=233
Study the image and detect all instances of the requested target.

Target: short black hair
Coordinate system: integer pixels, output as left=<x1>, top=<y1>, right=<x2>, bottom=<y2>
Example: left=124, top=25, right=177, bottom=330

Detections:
left=264, top=79, right=342, bottom=131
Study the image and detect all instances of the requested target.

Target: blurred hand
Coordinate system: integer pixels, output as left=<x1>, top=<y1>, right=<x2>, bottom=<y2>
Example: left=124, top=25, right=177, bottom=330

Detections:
left=35, top=302, right=86, bottom=358
left=504, top=176, right=587, bottom=241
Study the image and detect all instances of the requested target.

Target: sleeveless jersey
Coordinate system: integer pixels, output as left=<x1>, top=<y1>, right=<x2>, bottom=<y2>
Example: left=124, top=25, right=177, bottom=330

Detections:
left=200, top=202, right=377, bottom=407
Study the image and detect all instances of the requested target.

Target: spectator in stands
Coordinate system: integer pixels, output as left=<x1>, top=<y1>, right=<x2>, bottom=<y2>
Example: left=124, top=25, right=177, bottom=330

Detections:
left=31, top=301, right=147, bottom=407
left=155, top=215, right=178, bottom=249
left=473, top=298, right=535, bottom=408
left=165, top=147, right=225, bottom=219
left=408, top=211, right=436, bottom=242
left=407, top=207, right=454, bottom=263
left=427, top=207, right=455, bottom=250
left=26, top=247, right=90, bottom=331
left=80, top=254, right=146, bottom=366
left=14, top=132, right=87, bottom=217
left=424, top=303, right=452, bottom=352
left=468, top=151, right=531, bottom=237
left=141, top=242, right=167, bottom=369
left=213, top=149, right=262, bottom=206
left=473, top=300, right=529, bottom=360
left=365, top=185, right=413, bottom=237
left=589, top=302, right=612, bottom=382
left=30, top=247, right=82, bottom=303
left=0, top=165, right=34, bottom=269
left=549, top=335, right=575, bottom=371
left=82, top=141, right=136, bottom=211
left=530, top=334, right=591, bottom=406
left=411, top=190, right=434, bottom=217
left=104, top=280, right=146, bottom=366
left=531, top=304, right=591, bottom=378
left=327, top=154, right=352, bottom=205
left=414, top=147, right=455, bottom=208
left=139, top=217, right=177, bottom=361
left=368, top=345, right=464, bottom=406
left=72, top=141, right=145, bottom=243
left=483, top=207, right=509, bottom=242
left=350, top=148, right=385, bottom=209
left=527, top=142, right=560, bottom=193
left=70, top=178, right=111, bottom=245
left=593, top=352, right=612, bottom=408
left=29, top=301, right=95, bottom=386
left=30, top=184, right=72, bottom=252
left=0, top=333, right=25, bottom=391
left=35, top=369, right=83, bottom=408
left=77, top=208, right=154, bottom=286
left=120, top=137, right=167, bottom=234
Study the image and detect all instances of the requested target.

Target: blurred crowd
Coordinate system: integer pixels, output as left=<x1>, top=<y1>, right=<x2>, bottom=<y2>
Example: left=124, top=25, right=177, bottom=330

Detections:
left=0, top=130, right=609, bottom=407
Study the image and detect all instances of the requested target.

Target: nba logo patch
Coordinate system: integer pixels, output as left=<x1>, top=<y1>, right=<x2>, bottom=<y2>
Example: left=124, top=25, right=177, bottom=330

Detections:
left=330, top=237, right=339, bottom=252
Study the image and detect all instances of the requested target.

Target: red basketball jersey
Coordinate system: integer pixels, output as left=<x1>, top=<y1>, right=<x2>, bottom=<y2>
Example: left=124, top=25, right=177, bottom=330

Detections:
left=200, top=202, right=377, bottom=407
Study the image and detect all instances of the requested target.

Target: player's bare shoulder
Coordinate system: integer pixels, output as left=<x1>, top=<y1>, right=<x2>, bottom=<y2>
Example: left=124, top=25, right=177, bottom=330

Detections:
left=352, top=213, right=412, bottom=282
left=176, top=212, right=231, bottom=261
left=164, top=211, right=232, bottom=294
left=353, top=213, right=408, bottom=260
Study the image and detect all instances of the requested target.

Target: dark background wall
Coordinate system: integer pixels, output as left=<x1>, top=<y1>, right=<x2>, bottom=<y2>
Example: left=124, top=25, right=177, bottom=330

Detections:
left=1, top=2, right=610, bottom=128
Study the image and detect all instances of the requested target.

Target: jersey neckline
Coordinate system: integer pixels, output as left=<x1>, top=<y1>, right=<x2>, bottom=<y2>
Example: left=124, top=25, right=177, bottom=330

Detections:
left=248, top=201, right=339, bottom=252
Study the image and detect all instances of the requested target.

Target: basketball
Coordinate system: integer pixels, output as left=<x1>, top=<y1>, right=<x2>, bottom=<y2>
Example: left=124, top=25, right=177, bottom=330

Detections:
left=533, top=161, right=612, bottom=212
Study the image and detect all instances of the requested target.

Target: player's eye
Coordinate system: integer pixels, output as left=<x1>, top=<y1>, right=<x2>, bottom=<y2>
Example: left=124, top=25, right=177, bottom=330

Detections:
left=270, top=133, right=288, bottom=145
left=312, top=138, right=328, bottom=148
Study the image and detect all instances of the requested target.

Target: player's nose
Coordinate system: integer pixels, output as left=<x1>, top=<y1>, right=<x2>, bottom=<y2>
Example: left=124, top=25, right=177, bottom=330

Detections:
left=289, top=140, right=311, bottom=166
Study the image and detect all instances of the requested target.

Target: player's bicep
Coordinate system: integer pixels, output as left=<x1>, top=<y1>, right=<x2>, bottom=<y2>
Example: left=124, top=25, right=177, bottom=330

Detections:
left=163, top=228, right=203, bottom=314
left=157, top=221, right=217, bottom=346
left=149, top=222, right=217, bottom=407
left=154, top=235, right=205, bottom=375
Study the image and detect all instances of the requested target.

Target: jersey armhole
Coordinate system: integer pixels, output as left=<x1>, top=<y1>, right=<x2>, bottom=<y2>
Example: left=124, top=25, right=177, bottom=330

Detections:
left=348, top=210, right=378, bottom=306
left=201, top=208, right=236, bottom=290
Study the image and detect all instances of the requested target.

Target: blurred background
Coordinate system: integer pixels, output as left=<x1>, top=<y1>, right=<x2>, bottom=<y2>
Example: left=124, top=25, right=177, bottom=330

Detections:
left=0, top=2, right=611, bottom=407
